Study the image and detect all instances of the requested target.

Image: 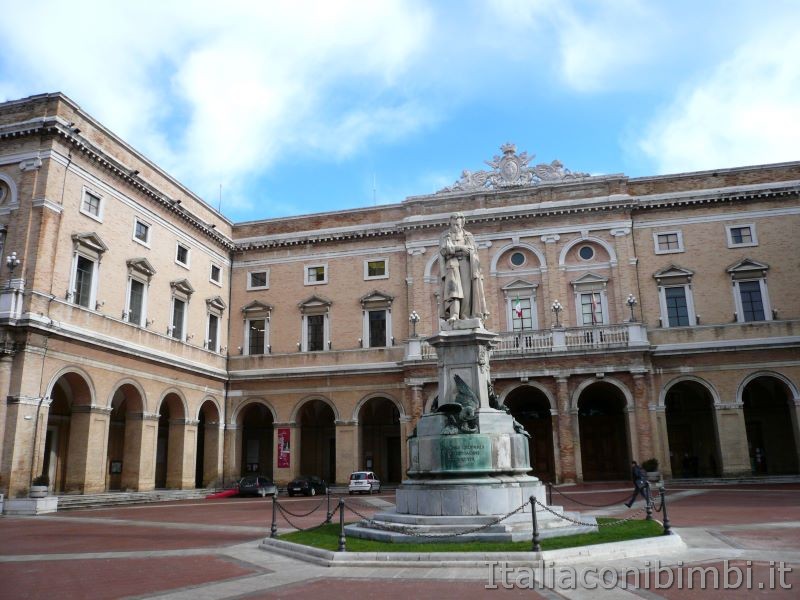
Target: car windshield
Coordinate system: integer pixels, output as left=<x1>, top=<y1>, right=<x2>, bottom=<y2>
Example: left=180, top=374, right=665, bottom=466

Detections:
left=240, top=477, right=257, bottom=485
left=351, top=473, right=368, bottom=480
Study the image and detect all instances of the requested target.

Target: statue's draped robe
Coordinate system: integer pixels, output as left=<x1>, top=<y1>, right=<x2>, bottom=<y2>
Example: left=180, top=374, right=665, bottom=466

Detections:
left=439, top=229, right=488, bottom=321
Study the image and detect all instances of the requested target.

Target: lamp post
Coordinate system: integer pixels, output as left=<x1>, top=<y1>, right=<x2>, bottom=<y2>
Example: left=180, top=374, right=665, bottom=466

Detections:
left=6, top=251, right=20, bottom=271
left=409, top=310, right=420, bottom=337
left=626, top=294, right=637, bottom=322
left=551, top=300, right=563, bottom=327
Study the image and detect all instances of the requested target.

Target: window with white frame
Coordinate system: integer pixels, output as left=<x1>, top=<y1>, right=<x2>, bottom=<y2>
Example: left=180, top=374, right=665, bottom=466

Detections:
left=299, top=295, right=331, bottom=351
left=654, top=265, right=696, bottom=327
left=654, top=230, right=684, bottom=254
left=727, top=258, right=771, bottom=323
left=241, top=301, right=272, bottom=355
left=68, top=233, right=108, bottom=309
left=502, top=281, right=538, bottom=332
left=726, top=224, right=757, bottom=248
left=175, top=242, right=190, bottom=267
left=80, top=189, right=103, bottom=221
left=570, top=273, right=609, bottom=327
left=124, top=258, right=155, bottom=327
left=205, top=296, right=226, bottom=352
left=210, top=264, right=221, bottom=285
left=364, top=258, right=388, bottom=280
left=169, top=278, right=194, bottom=340
left=247, top=270, right=269, bottom=290
left=133, top=218, right=151, bottom=246
left=305, top=263, right=327, bottom=285
left=360, top=291, right=393, bottom=348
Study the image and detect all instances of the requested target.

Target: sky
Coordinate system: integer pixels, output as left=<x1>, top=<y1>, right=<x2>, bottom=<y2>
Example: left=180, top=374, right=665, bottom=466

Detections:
left=1, top=0, right=799, bottom=223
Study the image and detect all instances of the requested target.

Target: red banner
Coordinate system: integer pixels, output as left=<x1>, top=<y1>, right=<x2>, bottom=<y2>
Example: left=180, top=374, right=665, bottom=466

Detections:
left=277, top=427, right=291, bottom=468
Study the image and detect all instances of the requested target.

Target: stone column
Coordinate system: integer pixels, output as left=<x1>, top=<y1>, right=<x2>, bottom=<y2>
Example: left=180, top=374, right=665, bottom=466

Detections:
left=121, top=412, right=150, bottom=491
left=166, top=418, right=194, bottom=489
left=203, top=423, right=223, bottom=488
left=138, top=413, right=159, bottom=491
left=550, top=408, right=562, bottom=482
left=555, top=376, right=576, bottom=482
left=223, top=422, right=239, bottom=487
left=714, top=402, right=751, bottom=476
left=632, top=374, right=652, bottom=460
left=335, top=419, right=357, bottom=485
left=626, top=405, right=640, bottom=465
left=791, top=397, right=800, bottom=470
left=1, top=396, right=48, bottom=497
left=652, top=405, right=672, bottom=478
left=0, top=355, right=14, bottom=474
left=65, top=405, right=111, bottom=494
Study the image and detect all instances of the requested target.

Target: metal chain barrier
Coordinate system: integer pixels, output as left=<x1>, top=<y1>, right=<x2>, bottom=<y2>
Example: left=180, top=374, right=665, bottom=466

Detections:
left=277, top=496, right=328, bottom=518
left=344, top=498, right=531, bottom=539
left=549, top=484, right=635, bottom=508
left=276, top=499, right=338, bottom=532
left=532, top=496, right=648, bottom=527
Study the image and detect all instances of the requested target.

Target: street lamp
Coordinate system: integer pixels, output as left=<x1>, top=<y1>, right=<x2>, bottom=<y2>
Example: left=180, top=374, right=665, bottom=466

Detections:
left=551, top=300, right=563, bottom=327
left=409, top=310, right=420, bottom=337
left=626, top=294, right=637, bottom=322
left=6, top=251, right=20, bottom=271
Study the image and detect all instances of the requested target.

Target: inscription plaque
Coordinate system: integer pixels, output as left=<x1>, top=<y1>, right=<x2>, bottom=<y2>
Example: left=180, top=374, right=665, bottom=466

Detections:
left=439, top=434, right=492, bottom=472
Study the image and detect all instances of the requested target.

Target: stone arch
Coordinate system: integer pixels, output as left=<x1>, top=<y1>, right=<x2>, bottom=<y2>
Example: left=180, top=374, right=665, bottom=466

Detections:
left=423, top=251, right=440, bottom=282
left=232, top=397, right=277, bottom=425
left=296, top=397, right=337, bottom=483
left=661, top=375, right=721, bottom=408
left=0, top=171, right=19, bottom=206
left=352, top=392, right=405, bottom=422
left=106, top=378, right=147, bottom=410
left=571, top=376, right=633, bottom=412
left=105, top=380, right=147, bottom=491
left=502, top=383, right=557, bottom=482
left=355, top=394, right=403, bottom=483
left=196, top=397, right=223, bottom=488
left=236, top=399, right=276, bottom=479
left=290, top=395, right=340, bottom=423
left=46, top=366, right=96, bottom=407
left=558, top=236, right=618, bottom=268
left=156, top=388, right=188, bottom=419
left=737, top=371, right=799, bottom=404
left=499, top=381, right=555, bottom=411
left=489, top=242, right=547, bottom=275
left=154, top=390, right=188, bottom=488
left=194, top=395, right=222, bottom=423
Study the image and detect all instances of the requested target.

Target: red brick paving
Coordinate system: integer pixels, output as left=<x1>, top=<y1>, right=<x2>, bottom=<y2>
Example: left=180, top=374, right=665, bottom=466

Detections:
left=0, top=555, right=260, bottom=600
left=722, top=527, right=800, bottom=550
left=245, top=577, right=546, bottom=599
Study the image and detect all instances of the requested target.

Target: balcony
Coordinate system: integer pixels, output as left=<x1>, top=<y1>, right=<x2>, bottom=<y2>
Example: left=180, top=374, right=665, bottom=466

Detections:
left=410, top=322, right=649, bottom=360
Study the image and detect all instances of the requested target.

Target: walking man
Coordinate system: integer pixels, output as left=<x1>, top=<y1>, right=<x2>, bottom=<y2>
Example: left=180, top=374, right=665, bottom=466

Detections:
left=625, top=460, right=650, bottom=508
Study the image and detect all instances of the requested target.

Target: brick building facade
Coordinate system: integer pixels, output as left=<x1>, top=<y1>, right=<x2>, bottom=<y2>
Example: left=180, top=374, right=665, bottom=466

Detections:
left=0, top=93, right=798, bottom=498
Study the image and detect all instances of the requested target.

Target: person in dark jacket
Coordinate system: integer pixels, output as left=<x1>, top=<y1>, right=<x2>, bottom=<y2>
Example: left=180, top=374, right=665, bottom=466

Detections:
left=624, top=460, right=650, bottom=508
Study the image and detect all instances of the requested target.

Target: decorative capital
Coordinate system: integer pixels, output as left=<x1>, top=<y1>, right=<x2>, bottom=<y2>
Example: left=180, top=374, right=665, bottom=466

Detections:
left=19, top=157, right=43, bottom=172
left=541, top=233, right=561, bottom=244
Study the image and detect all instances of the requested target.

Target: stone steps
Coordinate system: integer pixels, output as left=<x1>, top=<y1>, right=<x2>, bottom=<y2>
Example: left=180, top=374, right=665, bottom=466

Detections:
left=56, top=489, right=213, bottom=510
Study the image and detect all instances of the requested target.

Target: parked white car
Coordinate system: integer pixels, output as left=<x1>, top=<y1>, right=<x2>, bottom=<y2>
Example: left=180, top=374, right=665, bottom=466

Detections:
left=348, top=471, right=381, bottom=494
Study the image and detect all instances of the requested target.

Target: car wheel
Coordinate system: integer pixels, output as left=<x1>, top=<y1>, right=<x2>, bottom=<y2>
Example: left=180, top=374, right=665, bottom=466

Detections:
left=349, top=491, right=353, bottom=495
left=310, top=487, right=316, bottom=496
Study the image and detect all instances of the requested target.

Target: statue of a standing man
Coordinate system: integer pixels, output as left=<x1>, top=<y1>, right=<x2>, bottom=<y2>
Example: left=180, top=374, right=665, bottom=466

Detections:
left=439, top=213, right=488, bottom=323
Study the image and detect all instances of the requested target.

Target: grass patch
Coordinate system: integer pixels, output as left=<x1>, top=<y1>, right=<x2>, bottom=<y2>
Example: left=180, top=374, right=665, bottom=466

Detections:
left=279, top=518, right=663, bottom=553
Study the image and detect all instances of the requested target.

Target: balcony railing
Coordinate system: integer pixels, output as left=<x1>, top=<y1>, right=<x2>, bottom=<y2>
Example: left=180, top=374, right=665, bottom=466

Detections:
left=413, top=323, right=648, bottom=360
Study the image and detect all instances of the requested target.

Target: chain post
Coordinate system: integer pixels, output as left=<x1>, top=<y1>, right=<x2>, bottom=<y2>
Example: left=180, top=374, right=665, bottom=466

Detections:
left=530, top=495, right=541, bottom=552
left=645, top=483, right=654, bottom=521
left=270, top=494, right=278, bottom=538
left=338, top=498, right=346, bottom=551
left=325, top=487, right=332, bottom=524
left=547, top=482, right=552, bottom=506
left=660, top=483, right=672, bottom=535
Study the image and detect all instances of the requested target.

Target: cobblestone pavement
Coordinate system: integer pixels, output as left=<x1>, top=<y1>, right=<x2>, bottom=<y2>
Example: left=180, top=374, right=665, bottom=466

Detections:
left=1, top=483, right=798, bottom=598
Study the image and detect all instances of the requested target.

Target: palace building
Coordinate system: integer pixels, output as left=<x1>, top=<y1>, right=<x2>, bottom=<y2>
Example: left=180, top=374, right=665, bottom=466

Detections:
left=0, top=92, right=798, bottom=499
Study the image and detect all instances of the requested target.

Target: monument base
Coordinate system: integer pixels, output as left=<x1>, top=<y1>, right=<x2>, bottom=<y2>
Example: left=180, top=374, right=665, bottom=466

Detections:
left=345, top=477, right=597, bottom=543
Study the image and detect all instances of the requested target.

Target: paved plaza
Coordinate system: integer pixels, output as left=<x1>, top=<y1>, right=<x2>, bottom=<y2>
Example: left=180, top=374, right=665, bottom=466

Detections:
left=1, top=482, right=798, bottom=598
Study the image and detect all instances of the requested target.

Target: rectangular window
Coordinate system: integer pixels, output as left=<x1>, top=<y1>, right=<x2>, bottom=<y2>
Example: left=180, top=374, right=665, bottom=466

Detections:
left=580, top=292, right=603, bottom=325
left=368, top=310, right=387, bottom=347
left=248, top=319, right=266, bottom=355
left=210, top=264, right=221, bottom=284
left=511, top=297, right=533, bottom=332
left=175, top=243, right=190, bottom=267
left=171, top=298, right=186, bottom=340
left=127, top=279, right=145, bottom=325
left=134, top=219, right=150, bottom=245
left=207, top=313, right=219, bottom=352
left=726, top=224, right=757, bottom=247
left=664, top=286, right=690, bottom=327
left=248, top=270, right=268, bottom=289
left=74, top=255, right=94, bottom=308
left=653, top=230, right=684, bottom=254
left=306, top=265, right=326, bottom=284
left=739, top=281, right=765, bottom=321
left=81, top=190, right=102, bottom=219
left=307, top=314, right=324, bottom=351
left=365, top=259, right=388, bottom=279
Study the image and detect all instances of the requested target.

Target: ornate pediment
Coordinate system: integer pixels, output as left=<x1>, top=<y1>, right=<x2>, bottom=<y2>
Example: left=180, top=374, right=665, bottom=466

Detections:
left=570, top=272, right=608, bottom=287
left=126, top=257, right=156, bottom=279
left=501, top=279, right=538, bottom=292
left=205, top=295, right=227, bottom=312
left=727, top=258, right=769, bottom=280
left=241, top=300, right=273, bottom=314
left=653, top=265, right=694, bottom=283
left=298, top=294, right=332, bottom=313
left=71, top=232, right=108, bottom=254
left=169, top=278, right=194, bottom=296
left=359, top=290, right=394, bottom=308
left=437, top=144, right=589, bottom=193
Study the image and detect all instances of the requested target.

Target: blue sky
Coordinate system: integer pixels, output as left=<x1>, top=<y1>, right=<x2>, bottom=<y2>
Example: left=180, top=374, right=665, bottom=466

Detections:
left=1, top=0, right=799, bottom=222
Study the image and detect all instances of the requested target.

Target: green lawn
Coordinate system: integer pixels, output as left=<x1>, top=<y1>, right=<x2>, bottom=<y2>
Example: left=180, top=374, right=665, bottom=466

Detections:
left=278, top=518, right=664, bottom=552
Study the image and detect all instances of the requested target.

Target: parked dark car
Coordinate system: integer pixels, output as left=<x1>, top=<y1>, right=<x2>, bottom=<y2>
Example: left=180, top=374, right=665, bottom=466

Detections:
left=238, top=476, right=277, bottom=497
left=287, top=475, right=328, bottom=497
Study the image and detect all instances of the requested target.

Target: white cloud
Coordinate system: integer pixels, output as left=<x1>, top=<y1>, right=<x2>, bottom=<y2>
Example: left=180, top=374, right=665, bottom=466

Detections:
left=638, top=26, right=800, bottom=173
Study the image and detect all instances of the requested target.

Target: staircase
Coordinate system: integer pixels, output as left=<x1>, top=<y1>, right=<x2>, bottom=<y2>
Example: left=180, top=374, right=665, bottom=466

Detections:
left=56, top=488, right=214, bottom=511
